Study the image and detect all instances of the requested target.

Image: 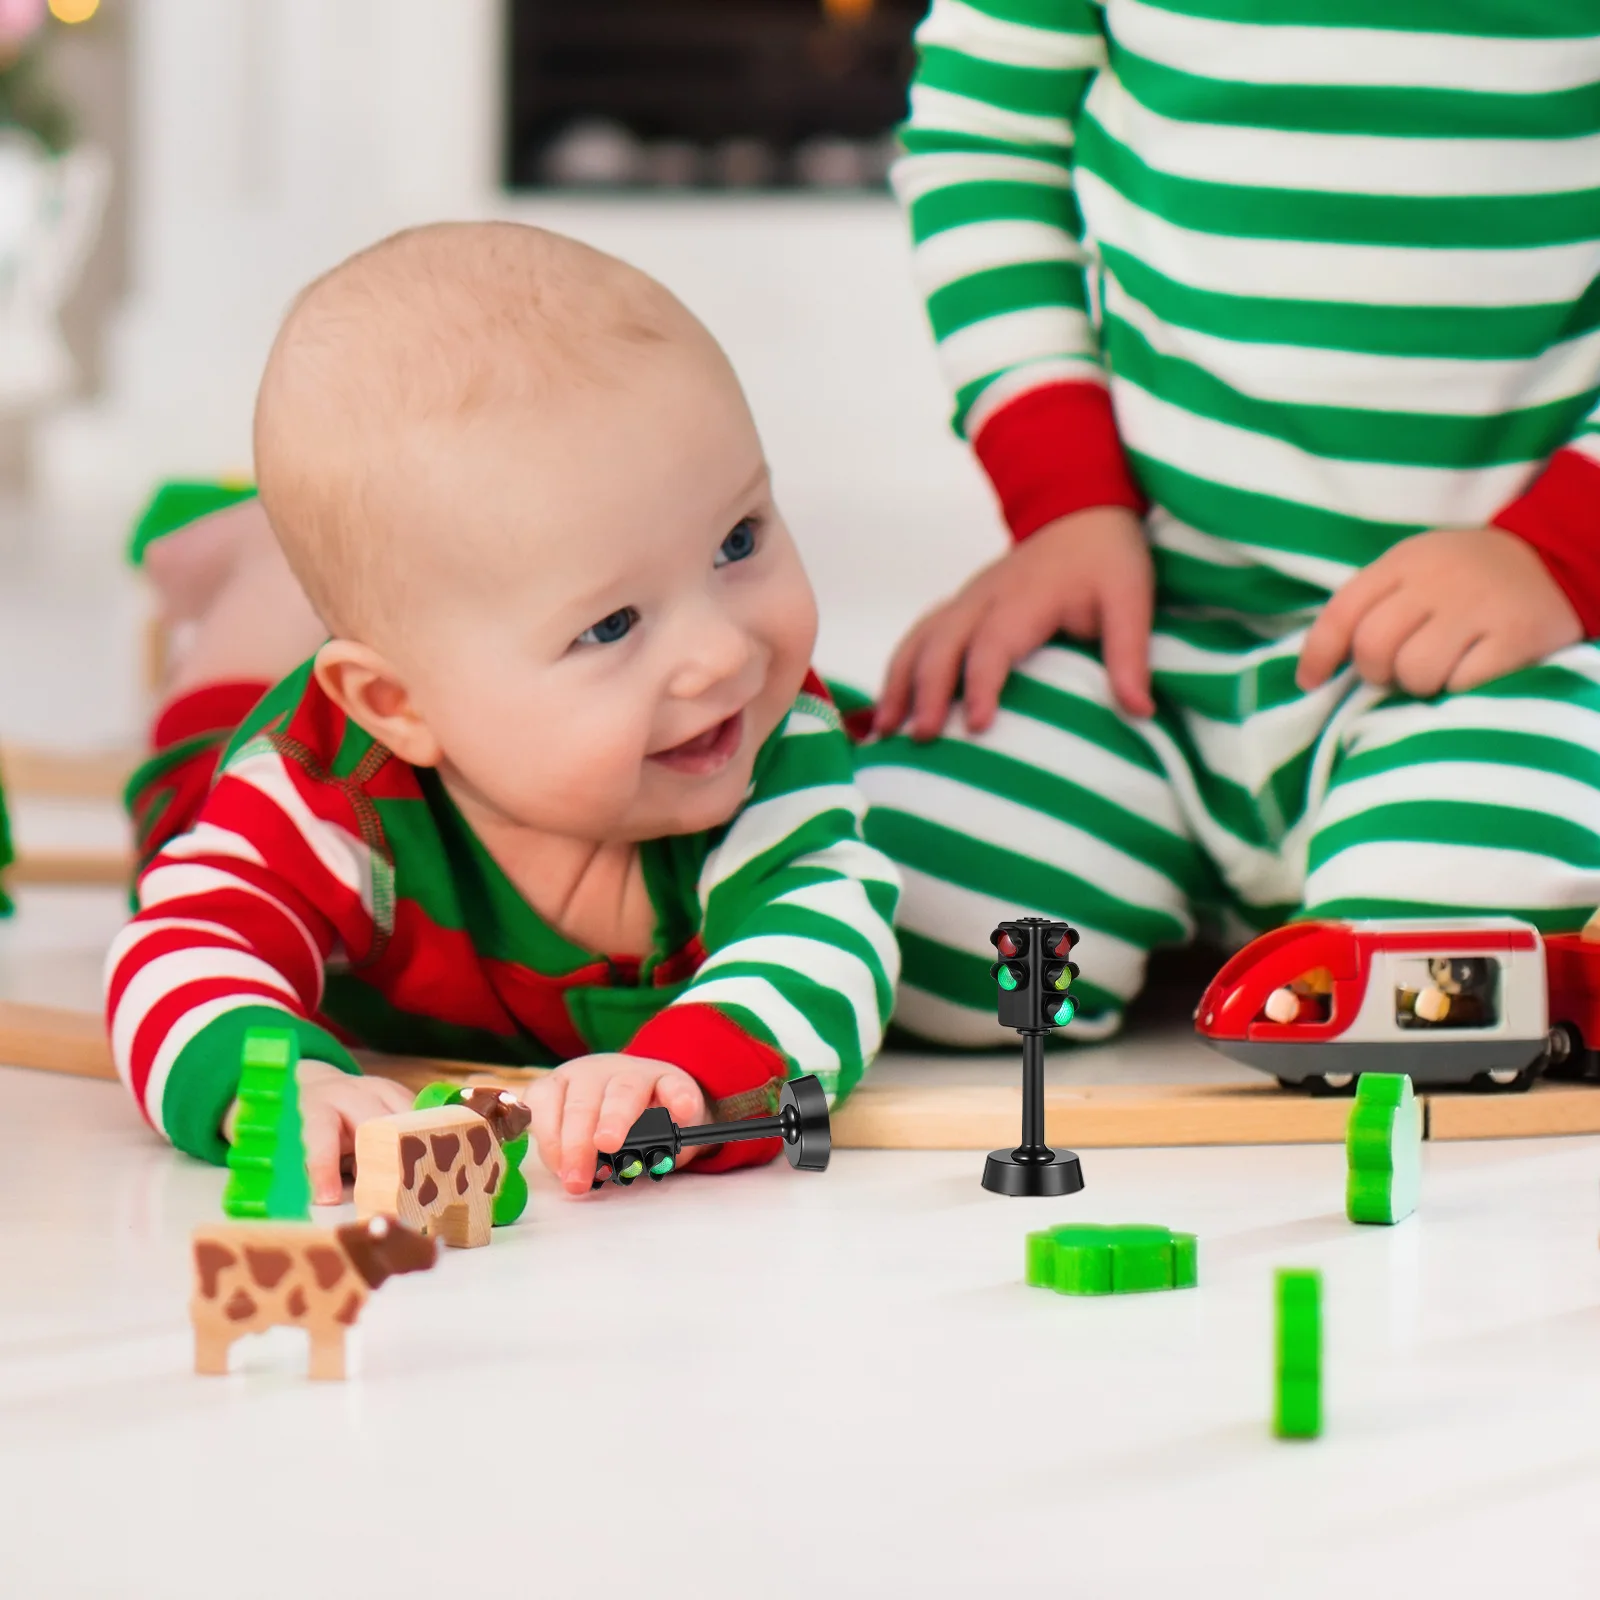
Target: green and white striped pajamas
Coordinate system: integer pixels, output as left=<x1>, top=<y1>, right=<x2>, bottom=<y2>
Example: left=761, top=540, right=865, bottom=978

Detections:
left=858, top=0, right=1600, bottom=1046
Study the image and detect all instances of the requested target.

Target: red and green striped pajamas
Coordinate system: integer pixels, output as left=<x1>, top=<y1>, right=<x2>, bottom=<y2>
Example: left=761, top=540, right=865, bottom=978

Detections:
left=108, top=663, right=900, bottom=1166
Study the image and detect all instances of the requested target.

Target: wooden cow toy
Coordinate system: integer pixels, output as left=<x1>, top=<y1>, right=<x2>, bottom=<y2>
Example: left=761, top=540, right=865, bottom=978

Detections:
left=190, top=1215, right=437, bottom=1380
left=353, top=1091, right=530, bottom=1248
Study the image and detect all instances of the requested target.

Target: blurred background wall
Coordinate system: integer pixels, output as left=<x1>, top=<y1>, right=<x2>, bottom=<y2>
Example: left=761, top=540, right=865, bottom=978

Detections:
left=3, top=0, right=1004, bottom=688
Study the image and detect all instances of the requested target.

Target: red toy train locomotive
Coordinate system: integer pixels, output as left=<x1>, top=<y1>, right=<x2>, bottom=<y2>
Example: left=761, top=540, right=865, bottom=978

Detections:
left=1194, top=916, right=1600, bottom=1093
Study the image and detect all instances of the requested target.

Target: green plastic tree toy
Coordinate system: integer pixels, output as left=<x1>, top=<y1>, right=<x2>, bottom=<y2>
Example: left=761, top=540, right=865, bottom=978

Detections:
left=1274, top=1268, right=1322, bottom=1440
left=222, top=1027, right=311, bottom=1221
left=414, top=1082, right=529, bottom=1226
left=1025, top=1223, right=1197, bottom=1295
left=1346, top=1072, right=1421, bottom=1225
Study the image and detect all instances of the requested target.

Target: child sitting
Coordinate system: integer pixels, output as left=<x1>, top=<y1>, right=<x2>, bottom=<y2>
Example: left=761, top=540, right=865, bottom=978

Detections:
left=106, top=222, right=901, bottom=1201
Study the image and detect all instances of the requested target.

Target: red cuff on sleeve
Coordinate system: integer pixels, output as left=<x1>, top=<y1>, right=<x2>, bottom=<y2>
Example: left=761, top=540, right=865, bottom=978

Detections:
left=624, top=1002, right=788, bottom=1172
left=972, top=380, right=1147, bottom=542
left=1490, top=447, right=1600, bottom=637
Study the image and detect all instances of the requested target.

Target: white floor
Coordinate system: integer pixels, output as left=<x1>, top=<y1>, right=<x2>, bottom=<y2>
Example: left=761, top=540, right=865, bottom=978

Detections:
left=2, top=1065, right=1597, bottom=1598
left=3, top=526, right=1599, bottom=1597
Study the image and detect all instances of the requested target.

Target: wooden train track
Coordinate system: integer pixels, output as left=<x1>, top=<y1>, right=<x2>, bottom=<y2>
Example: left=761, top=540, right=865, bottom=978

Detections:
left=5, top=1000, right=1600, bottom=1146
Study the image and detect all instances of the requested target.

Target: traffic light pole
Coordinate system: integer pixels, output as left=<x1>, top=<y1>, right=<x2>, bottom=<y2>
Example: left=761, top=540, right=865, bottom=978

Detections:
left=982, top=1026, right=1085, bottom=1195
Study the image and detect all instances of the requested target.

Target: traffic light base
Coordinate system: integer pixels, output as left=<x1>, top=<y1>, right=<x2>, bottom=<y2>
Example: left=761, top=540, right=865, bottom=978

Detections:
left=982, top=1146, right=1085, bottom=1197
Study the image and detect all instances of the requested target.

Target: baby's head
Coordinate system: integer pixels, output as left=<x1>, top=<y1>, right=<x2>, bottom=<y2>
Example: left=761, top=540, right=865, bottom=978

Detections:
left=254, top=221, right=817, bottom=841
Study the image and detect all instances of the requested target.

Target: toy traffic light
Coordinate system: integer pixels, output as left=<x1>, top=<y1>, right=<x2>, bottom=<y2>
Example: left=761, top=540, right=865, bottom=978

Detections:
left=990, top=920, right=1080, bottom=1032
left=983, top=916, right=1087, bottom=1199
left=594, top=1074, right=831, bottom=1189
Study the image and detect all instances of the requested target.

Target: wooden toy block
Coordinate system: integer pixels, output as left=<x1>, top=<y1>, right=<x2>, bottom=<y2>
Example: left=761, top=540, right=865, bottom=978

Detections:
left=1346, top=1072, right=1422, bottom=1225
left=413, top=1081, right=533, bottom=1225
left=222, top=1028, right=311, bottom=1221
left=1274, top=1268, right=1322, bottom=1440
left=354, top=1104, right=514, bottom=1247
left=1025, top=1224, right=1198, bottom=1296
left=190, top=1215, right=436, bottom=1380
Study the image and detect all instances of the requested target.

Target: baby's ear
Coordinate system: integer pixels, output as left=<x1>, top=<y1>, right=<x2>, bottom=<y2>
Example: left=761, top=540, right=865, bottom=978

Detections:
left=314, top=640, right=443, bottom=767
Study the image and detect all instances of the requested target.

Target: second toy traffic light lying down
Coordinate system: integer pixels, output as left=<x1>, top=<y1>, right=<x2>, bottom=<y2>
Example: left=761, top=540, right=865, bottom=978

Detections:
left=593, top=1074, right=832, bottom=1189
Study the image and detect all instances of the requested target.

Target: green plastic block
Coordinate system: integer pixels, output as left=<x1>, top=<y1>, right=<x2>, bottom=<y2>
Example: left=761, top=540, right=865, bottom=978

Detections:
left=412, top=1082, right=528, bottom=1225
left=222, top=1028, right=311, bottom=1221
left=1274, top=1268, right=1322, bottom=1440
left=1346, top=1072, right=1421, bottom=1225
left=1025, top=1224, right=1199, bottom=1296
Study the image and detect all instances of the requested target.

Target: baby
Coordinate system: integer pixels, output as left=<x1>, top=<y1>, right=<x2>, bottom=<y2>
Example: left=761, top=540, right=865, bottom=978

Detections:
left=107, top=222, right=901, bottom=1200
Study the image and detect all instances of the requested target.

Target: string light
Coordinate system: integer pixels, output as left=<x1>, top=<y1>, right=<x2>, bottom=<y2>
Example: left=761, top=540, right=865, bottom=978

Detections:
left=48, top=0, right=99, bottom=22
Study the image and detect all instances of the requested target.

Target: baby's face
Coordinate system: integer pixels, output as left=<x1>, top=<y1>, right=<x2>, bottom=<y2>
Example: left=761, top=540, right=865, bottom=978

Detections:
left=393, top=338, right=818, bottom=842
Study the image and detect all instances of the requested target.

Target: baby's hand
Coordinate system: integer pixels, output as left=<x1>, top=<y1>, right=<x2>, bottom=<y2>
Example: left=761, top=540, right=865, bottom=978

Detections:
left=290, top=1062, right=415, bottom=1204
left=1297, top=527, right=1582, bottom=698
left=525, top=1053, right=708, bottom=1197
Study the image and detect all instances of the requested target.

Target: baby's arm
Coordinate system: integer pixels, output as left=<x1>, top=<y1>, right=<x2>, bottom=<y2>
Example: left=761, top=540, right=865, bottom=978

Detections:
left=105, top=709, right=388, bottom=1167
left=621, top=677, right=902, bottom=1174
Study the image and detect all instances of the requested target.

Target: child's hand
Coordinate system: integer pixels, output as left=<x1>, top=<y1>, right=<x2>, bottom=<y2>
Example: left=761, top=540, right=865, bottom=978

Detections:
left=1297, top=527, right=1582, bottom=698
left=525, top=1053, right=708, bottom=1196
left=291, top=1062, right=415, bottom=1204
left=875, top=505, right=1155, bottom=739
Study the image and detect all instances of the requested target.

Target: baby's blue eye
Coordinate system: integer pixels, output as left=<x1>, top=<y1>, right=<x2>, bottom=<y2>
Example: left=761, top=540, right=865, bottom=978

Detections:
left=714, top=518, right=758, bottom=568
left=576, top=607, right=637, bottom=647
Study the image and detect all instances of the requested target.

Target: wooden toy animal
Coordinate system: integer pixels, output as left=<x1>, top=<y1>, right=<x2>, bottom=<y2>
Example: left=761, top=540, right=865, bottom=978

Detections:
left=353, top=1092, right=530, bottom=1248
left=190, top=1215, right=437, bottom=1380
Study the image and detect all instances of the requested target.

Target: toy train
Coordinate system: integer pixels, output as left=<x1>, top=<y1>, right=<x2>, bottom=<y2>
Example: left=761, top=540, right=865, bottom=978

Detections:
left=1194, top=916, right=1600, bottom=1094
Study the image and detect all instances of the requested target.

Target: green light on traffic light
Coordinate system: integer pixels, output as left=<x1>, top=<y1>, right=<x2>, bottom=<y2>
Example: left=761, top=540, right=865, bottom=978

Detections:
left=1056, top=996, right=1077, bottom=1024
left=997, top=966, right=1018, bottom=991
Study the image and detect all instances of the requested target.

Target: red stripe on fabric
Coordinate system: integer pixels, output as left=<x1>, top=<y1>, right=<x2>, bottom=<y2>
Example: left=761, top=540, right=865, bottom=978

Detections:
left=107, top=916, right=320, bottom=1022
left=972, top=380, right=1147, bottom=542
left=1490, top=447, right=1600, bottom=637
left=800, top=669, right=833, bottom=704
left=124, top=979, right=300, bottom=1113
left=151, top=681, right=270, bottom=752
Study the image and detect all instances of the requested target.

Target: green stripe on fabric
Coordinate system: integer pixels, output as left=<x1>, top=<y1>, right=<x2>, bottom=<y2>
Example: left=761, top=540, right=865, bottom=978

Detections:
left=1112, top=48, right=1600, bottom=139
left=1302, top=896, right=1595, bottom=933
left=755, top=901, right=897, bottom=1016
left=1153, top=546, right=1330, bottom=614
left=1335, top=726, right=1600, bottom=792
left=1309, top=800, right=1600, bottom=872
left=948, top=0, right=1104, bottom=30
left=864, top=807, right=1190, bottom=951
left=1130, top=451, right=1415, bottom=567
left=857, top=729, right=1213, bottom=901
left=930, top=259, right=1091, bottom=340
left=897, top=926, right=1126, bottom=1020
left=917, top=45, right=1095, bottom=120
left=910, top=180, right=1081, bottom=243
left=1100, top=243, right=1600, bottom=362
left=1456, top=663, right=1600, bottom=715
left=899, top=127, right=1075, bottom=166
left=1078, top=113, right=1600, bottom=250
left=1135, top=0, right=1600, bottom=37
left=697, top=957, right=863, bottom=1067
left=1108, top=314, right=1596, bottom=471
left=1155, top=652, right=1306, bottom=724
left=1001, top=664, right=1167, bottom=774
left=703, top=812, right=861, bottom=946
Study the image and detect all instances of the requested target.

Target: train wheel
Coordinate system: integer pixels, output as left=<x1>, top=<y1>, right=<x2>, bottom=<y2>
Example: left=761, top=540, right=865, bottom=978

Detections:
left=1541, top=1022, right=1595, bottom=1082
left=1303, top=1071, right=1357, bottom=1097
left=1468, top=1065, right=1538, bottom=1093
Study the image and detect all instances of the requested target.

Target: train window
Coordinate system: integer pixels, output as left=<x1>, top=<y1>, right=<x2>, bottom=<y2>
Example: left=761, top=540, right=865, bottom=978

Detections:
left=1260, top=967, right=1333, bottom=1025
left=1394, top=956, right=1499, bottom=1030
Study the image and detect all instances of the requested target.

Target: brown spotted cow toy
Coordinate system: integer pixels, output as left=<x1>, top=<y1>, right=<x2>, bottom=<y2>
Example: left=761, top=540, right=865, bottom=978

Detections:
left=353, top=1090, right=531, bottom=1248
left=190, top=1215, right=437, bottom=1380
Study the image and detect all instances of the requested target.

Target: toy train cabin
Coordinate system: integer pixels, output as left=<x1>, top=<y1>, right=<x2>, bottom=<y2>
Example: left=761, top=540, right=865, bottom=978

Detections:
left=1194, top=917, right=1600, bottom=1093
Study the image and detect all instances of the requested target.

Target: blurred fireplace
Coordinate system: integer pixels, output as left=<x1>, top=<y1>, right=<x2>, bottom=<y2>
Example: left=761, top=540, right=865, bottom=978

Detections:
left=505, top=0, right=921, bottom=190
